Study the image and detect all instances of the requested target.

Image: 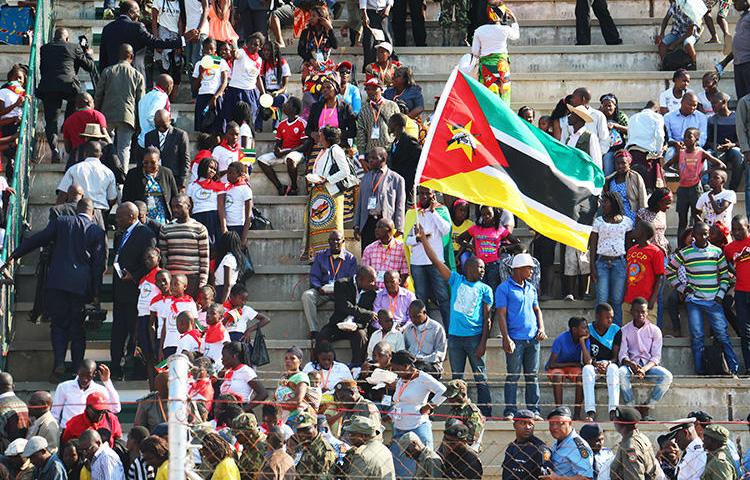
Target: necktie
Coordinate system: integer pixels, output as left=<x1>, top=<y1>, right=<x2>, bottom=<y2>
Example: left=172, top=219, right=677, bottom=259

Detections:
left=159, top=132, right=166, bottom=149
left=119, top=227, right=133, bottom=250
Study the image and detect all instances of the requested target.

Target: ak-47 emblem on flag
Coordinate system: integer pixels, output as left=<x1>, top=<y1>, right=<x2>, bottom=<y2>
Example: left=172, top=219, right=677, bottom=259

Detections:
left=416, top=68, right=605, bottom=252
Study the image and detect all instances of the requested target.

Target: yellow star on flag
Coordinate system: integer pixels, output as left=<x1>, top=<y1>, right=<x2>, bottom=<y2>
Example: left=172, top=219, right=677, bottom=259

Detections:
left=445, top=121, right=481, bottom=161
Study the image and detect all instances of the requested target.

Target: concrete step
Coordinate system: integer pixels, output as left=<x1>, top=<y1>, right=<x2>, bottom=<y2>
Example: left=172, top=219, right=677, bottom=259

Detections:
left=0, top=45, right=31, bottom=73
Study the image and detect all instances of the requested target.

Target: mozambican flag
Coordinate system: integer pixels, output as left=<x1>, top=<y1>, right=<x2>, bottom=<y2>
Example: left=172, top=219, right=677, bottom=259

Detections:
left=415, top=68, right=605, bottom=252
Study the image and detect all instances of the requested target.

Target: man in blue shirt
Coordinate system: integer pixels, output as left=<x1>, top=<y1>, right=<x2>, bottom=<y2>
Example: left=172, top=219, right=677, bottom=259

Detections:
left=495, top=253, right=547, bottom=420
left=545, top=406, right=594, bottom=479
left=663, top=92, right=708, bottom=164
left=546, top=317, right=591, bottom=420
left=416, top=224, right=493, bottom=417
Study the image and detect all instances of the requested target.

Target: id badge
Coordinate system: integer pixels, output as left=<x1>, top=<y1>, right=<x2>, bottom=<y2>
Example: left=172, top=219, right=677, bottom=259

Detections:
left=315, top=50, right=325, bottom=63
left=370, top=125, right=380, bottom=139
left=367, top=196, right=378, bottom=210
left=381, top=394, right=392, bottom=406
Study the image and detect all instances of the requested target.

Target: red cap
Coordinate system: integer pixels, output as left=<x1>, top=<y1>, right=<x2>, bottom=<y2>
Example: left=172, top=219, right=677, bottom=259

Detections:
left=364, top=77, right=382, bottom=89
left=86, top=392, right=109, bottom=411
left=337, top=61, right=353, bottom=71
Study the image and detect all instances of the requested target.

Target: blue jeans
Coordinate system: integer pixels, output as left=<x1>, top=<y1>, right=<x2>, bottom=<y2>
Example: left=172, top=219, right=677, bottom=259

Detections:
left=686, top=299, right=739, bottom=374
left=411, top=264, right=451, bottom=329
left=619, top=365, right=673, bottom=405
left=484, top=261, right=501, bottom=295
left=602, top=150, right=616, bottom=177
left=503, top=339, right=540, bottom=416
left=596, top=257, right=627, bottom=325
left=390, top=422, right=433, bottom=479
left=448, top=334, right=492, bottom=417
left=733, top=291, right=750, bottom=371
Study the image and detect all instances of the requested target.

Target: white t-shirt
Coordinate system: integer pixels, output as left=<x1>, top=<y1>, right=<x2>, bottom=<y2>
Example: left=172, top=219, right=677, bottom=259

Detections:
left=0, top=176, right=9, bottom=209
left=214, top=253, right=238, bottom=287
left=212, top=144, right=242, bottom=182
left=223, top=183, right=253, bottom=227
left=193, top=58, right=231, bottom=96
left=229, top=48, right=263, bottom=91
left=592, top=216, right=634, bottom=257
left=696, top=189, right=736, bottom=227
left=659, top=87, right=694, bottom=113
left=163, top=299, right=199, bottom=348
left=698, top=91, right=714, bottom=116
left=0, top=84, right=22, bottom=119
left=225, top=305, right=259, bottom=333
left=240, top=122, right=253, bottom=145
left=200, top=328, right=230, bottom=369
left=149, top=296, right=172, bottom=341
left=391, top=371, right=447, bottom=431
left=137, top=270, right=162, bottom=317
left=220, top=364, right=258, bottom=400
left=470, top=22, right=519, bottom=57
left=177, top=332, right=202, bottom=353
left=262, top=59, right=291, bottom=91
left=302, top=361, right=353, bottom=394
left=155, top=0, right=181, bottom=33
left=186, top=180, right=221, bottom=214
left=184, top=0, right=209, bottom=33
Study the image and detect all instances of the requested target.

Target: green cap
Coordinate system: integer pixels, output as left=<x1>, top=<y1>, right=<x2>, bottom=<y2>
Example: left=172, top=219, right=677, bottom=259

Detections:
left=343, top=416, right=382, bottom=436
left=231, top=413, right=259, bottom=431
left=703, top=424, right=729, bottom=444
left=444, top=379, right=468, bottom=399
left=295, top=413, right=316, bottom=430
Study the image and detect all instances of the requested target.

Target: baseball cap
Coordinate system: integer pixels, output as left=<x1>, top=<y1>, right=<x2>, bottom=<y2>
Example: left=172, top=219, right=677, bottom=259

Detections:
left=86, top=392, right=109, bottom=411
left=511, top=253, right=535, bottom=269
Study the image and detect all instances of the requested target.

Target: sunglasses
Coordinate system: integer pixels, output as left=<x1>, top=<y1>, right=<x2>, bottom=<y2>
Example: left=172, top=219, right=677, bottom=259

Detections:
left=339, top=69, right=351, bottom=74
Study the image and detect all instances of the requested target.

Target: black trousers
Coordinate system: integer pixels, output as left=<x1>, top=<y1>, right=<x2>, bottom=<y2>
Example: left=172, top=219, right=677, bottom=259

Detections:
left=45, top=288, right=87, bottom=370
left=111, top=298, right=138, bottom=372
left=735, top=62, right=750, bottom=101
left=392, top=0, right=426, bottom=46
left=317, top=324, right=367, bottom=366
left=575, top=0, right=621, bottom=45
left=362, top=9, right=392, bottom=72
left=360, top=215, right=379, bottom=252
left=41, top=92, right=77, bottom=154
left=240, top=9, right=270, bottom=38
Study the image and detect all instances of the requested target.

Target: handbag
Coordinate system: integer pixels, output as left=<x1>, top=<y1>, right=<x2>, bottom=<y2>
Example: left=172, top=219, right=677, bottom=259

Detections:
left=237, top=245, right=255, bottom=283
left=250, top=207, right=273, bottom=230
left=249, top=327, right=270, bottom=367
left=325, top=147, right=359, bottom=192
left=200, top=107, right=217, bottom=132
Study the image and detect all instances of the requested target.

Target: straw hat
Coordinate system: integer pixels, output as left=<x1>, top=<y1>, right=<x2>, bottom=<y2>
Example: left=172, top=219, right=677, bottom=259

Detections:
left=566, top=104, right=593, bottom=123
left=80, top=123, right=111, bottom=141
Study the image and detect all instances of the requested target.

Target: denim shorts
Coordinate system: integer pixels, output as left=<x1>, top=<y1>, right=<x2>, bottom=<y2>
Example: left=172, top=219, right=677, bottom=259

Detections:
left=663, top=31, right=698, bottom=47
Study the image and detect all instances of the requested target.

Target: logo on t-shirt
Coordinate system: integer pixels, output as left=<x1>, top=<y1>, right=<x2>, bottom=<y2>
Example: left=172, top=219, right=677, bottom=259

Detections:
left=453, top=283, right=479, bottom=317
left=627, top=251, right=650, bottom=286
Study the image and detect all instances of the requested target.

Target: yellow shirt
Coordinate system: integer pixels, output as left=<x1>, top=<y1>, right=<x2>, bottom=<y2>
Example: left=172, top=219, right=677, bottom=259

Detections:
left=211, top=457, right=241, bottom=480
left=452, top=219, right=474, bottom=251
left=80, top=467, right=91, bottom=480
left=156, top=461, right=169, bottom=480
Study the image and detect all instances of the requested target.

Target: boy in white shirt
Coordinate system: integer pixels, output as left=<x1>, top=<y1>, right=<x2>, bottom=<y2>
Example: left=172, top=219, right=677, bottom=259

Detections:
left=148, top=270, right=172, bottom=363
left=138, top=248, right=162, bottom=385
left=366, top=309, right=405, bottom=360
left=160, top=274, right=198, bottom=358
left=176, top=311, right=203, bottom=354
left=218, top=161, right=253, bottom=240
left=201, top=303, right=230, bottom=369
left=696, top=168, right=736, bottom=227
left=223, top=284, right=270, bottom=342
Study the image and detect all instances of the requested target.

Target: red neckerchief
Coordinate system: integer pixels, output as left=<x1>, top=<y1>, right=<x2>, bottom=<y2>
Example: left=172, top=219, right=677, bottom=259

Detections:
left=223, top=363, right=246, bottom=382
left=242, top=46, right=260, bottom=63
left=223, top=299, right=241, bottom=315
left=153, top=85, right=171, bottom=112
left=139, top=267, right=161, bottom=286
left=195, top=178, right=227, bottom=192
left=204, top=321, right=227, bottom=343
left=227, top=178, right=248, bottom=189
left=192, top=149, right=212, bottom=169
left=150, top=292, right=170, bottom=306
left=219, top=139, right=240, bottom=154
left=181, top=329, right=203, bottom=345
left=171, top=294, right=194, bottom=313
left=188, top=378, right=214, bottom=410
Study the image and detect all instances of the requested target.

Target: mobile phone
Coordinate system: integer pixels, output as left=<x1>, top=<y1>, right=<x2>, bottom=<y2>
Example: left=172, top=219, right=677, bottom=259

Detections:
left=79, top=35, right=88, bottom=49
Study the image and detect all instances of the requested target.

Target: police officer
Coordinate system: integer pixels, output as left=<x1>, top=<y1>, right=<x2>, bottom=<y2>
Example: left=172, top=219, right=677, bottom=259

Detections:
left=398, top=431, right=444, bottom=480
left=541, top=406, right=594, bottom=479
left=289, top=413, right=337, bottom=480
left=688, top=410, right=741, bottom=473
left=342, top=416, right=396, bottom=480
left=445, top=379, right=486, bottom=451
left=502, top=409, right=553, bottom=480
left=701, top=425, right=737, bottom=480
left=670, top=418, right=707, bottom=480
left=609, top=406, right=659, bottom=480
left=580, top=423, right=614, bottom=479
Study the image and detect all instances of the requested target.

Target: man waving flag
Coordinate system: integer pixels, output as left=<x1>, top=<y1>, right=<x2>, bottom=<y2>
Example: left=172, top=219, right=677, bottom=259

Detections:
left=415, top=68, right=604, bottom=252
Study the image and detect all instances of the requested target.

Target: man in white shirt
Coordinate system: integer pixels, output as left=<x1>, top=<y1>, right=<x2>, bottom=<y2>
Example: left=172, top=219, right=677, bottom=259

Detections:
left=558, top=87, right=609, bottom=154
left=625, top=101, right=666, bottom=190
left=56, top=141, right=117, bottom=228
left=80, top=429, right=125, bottom=480
left=670, top=418, right=706, bottom=480
left=136, top=73, right=173, bottom=148
left=565, top=105, right=603, bottom=169
left=51, top=360, right=122, bottom=429
left=406, top=187, right=452, bottom=325
left=402, top=299, right=448, bottom=376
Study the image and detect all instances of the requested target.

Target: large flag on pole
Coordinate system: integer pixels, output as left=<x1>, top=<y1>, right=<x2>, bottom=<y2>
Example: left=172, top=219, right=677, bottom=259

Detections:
left=415, top=68, right=605, bottom=252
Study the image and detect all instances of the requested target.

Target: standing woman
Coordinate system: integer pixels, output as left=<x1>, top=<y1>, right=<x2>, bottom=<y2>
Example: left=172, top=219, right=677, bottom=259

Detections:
left=470, top=4, right=519, bottom=105
left=589, top=191, right=634, bottom=326
left=389, top=350, right=447, bottom=478
left=603, top=150, right=647, bottom=225
left=637, top=188, right=673, bottom=328
left=187, top=156, right=224, bottom=246
left=599, top=93, right=629, bottom=176
left=122, top=147, right=179, bottom=224
left=301, top=126, right=353, bottom=260
left=222, top=32, right=266, bottom=133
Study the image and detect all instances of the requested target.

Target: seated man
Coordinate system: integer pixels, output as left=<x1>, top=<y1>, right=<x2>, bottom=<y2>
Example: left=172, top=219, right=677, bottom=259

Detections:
left=316, top=266, right=378, bottom=366
left=582, top=303, right=621, bottom=421
left=663, top=92, right=708, bottom=164
left=618, top=297, right=673, bottom=421
left=359, top=340, right=393, bottom=402
left=301, top=230, right=358, bottom=339
left=361, top=218, right=409, bottom=288
left=546, top=317, right=590, bottom=419
left=371, top=270, right=416, bottom=326
left=60, top=392, right=123, bottom=446
left=402, top=299, right=447, bottom=378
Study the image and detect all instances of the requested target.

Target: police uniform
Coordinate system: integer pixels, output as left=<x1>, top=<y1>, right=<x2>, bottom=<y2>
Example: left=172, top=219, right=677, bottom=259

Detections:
left=609, top=407, right=659, bottom=480
left=445, top=380, right=486, bottom=449
left=291, top=414, right=337, bottom=480
left=551, top=429, right=595, bottom=477
left=701, top=425, right=738, bottom=480
left=502, top=435, right=553, bottom=479
left=678, top=438, right=707, bottom=480
left=343, top=417, right=396, bottom=480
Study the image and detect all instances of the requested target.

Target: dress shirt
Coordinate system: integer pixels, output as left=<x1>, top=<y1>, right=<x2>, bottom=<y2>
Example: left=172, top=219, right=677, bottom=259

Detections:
left=57, top=157, right=118, bottom=210
left=559, top=106, right=610, bottom=153
left=91, top=444, right=125, bottom=480
left=366, top=327, right=405, bottom=360
left=626, top=108, right=666, bottom=154
left=137, top=89, right=169, bottom=147
left=309, top=248, right=358, bottom=290
left=402, top=318, right=447, bottom=364
left=618, top=321, right=663, bottom=366
left=566, top=126, right=603, bottom=168
left=372, top=286, right=416, bottom=325
left=406, top=210, right=451, bottom=265
left=550, top=430, right=595, bottom=477
left=51, top=377, right=122, bottom=428
left=361, top=239, right=409, bottom=288
left=302, top=361, right=354, bottom=394
left=664, top=109, right=708, bottom=146
left=677, top=438, right=706, bottom=480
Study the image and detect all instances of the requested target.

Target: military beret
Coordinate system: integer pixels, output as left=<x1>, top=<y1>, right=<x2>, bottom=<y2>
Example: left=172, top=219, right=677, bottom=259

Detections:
left=547, top=406, right=573, bottom=420
left=615, top=406, right=642, bottom=423
left=687, top=411, right=713, bottom=423
left=444, top=422, right=470, bottom=441
left=513, top=409, right=536, bottom=420
left=703, top=424, right=729, bottom=444
left=444, top=379, right=468, bottom=398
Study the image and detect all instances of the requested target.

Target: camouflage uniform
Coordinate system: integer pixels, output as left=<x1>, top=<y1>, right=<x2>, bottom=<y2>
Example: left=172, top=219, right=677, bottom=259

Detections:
left=701, top=425, right=738, bottom=480
left=438, top=0, right=469, bottom=45
left=340, top=396, right=382, bottom=428
left=292, top=433, right=337, bottom=480
left=347, top=439, right=397, bottom=480
left=610, top=429, right=659, bottom=480
left=232, top=413, right=268, bottom=477
left=445, top=380, right=485, bottom=448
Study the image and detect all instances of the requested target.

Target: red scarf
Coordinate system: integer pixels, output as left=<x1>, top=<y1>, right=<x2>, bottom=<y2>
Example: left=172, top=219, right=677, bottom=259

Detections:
left=196, top=178, right=227, bottom=192
left=181, top=329, right=203, bottom=345
left=223, top=300, right=241, bottom=315
left=204, top=321, right=228, bottom=343
left=188, top=378, right=214, bottom=411
left=153, top=85, right=171, bottom=112
left=242, top=46, right=260, bottom=63
left=223, top=363, right=247, bottom=382
left=171, top=294, right=194, bottom=313
left=150, top=292, right=170, bottom=306
left=219, top=139, right=240, bottom=154
left=192, top=149, right=212, bottom=169
left=227, top=177, right=248, bottom=189
left=139, top=267, right=161, bottom=286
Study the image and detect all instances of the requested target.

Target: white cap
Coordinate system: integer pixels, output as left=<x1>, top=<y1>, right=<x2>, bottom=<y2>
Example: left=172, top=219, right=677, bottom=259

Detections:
left=375, top=41, right=393, bottom=54
left=511, top=253, right=535, bottom=269
left=22, top=436, right=48, bottom=458
left=5, top=438, right=27, bottom=456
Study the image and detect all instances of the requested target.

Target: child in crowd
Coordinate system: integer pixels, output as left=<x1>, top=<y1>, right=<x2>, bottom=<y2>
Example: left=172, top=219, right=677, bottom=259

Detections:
left=201, top=303, right=229, bottom=369
left=450, top=199, right=474, bottom=272
left=306, top=371, right=322, bottom=411
left=160, top=274, right=198, bottom=359
left=223, top=284, right=271, bottom=342
left=138, top=248, right=162, bottom=387
left=257, top=96, right=309, bottom=196
left=212, top=122, right=244, bottom=181
left=366, top=309, right=405, bottom=361
left=191, top=133, right=218, bottom=183
left=149, top=270, right=173, bottom=363
left=187, top=156, right=224, bottom=245
left=189, top=356, right=216, bottom=416
left=696, top=168, right=736, bottom=227
left=709, top=221, right=730, bottom=248
left=176, top=311, right=203, bottom=355
left=0, top=65, right=26, bottom=137
left=195, top=285, right=216, bottom=329
left=260, top=403, right=294, bottom=439
left=232, top=101, right=257, bottom=163
left=624, top=221, right=665, bottom=322
left=207, top=0, right=238, bottom=45
left=546, top=317, right=590, bottom=419
left=219, top=161, right=253, bottom=241
left=658, top=69, right=692, bottom=114
left=538, top=115, right=552, bottom=134
left=192, top=38, right=230, bottom=134
left=698, top=71, right=720, bottom=115
left=152, top=0, right=182, bottom=101
left=517, top=106, right=534, bottom=123
left=664, top=127, right=725, bottom=235
left=223, top=32, right=265, bottom=130
left=260, top=41, right=291, bottom=130
left=214, top=231, right=244, bottom=302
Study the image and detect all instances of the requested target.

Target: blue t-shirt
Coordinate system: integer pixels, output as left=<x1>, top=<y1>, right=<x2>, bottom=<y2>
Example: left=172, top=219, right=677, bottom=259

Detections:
left=546, top=331, right=589, bottom=369
left=494, top=278, right=538, bottom=341
left=447, top=271, right=493, bottom=337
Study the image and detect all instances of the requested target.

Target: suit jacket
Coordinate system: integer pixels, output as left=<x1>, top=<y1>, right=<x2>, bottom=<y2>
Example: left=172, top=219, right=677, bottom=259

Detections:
left=13, top=213, right=106, bottom=299
left=37, top=40, right=96, bottom=98
left=306, top=100, right=357, bottom=146
left=48, top=202, right=78, bottom=223
left=388, top=133, right=421, bottom=202
left=354, top=168, right=405, bottom=232
left=94, top=61, right=145, bottom=129
left=99, top=15, right=183, bottom=70
left=122, top=165, right=179, bottom=219
left=329, top=277, right=377, bottom=329
left=112, top=223, right=157, bottom=304
left=144, top=127, right=191, bottom=188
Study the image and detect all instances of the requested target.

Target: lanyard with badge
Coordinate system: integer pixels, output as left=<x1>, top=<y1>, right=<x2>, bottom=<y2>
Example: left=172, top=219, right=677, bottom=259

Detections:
left=323, top=256, right=343, bottom=293
left=413, top=326, right=427, bottom=354
left=367, top=170, right=386, bottom=213
left=320, top=367, right=333, bottom=391
left=312, top=32, right=327, bottom=63
left=370, top=101, right=383, bottom=139
left=386, top=376, right=413, bottom=419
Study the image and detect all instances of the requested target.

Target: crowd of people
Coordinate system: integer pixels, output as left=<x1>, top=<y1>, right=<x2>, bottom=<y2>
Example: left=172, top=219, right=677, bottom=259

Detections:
left=0, top=0, right=748, bottom=476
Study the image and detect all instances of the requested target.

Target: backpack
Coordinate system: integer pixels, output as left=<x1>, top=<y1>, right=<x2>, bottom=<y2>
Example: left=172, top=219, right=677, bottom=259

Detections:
left=661, top=48, right=694, bottom=71
left=702, top=338, right=730, bottom=375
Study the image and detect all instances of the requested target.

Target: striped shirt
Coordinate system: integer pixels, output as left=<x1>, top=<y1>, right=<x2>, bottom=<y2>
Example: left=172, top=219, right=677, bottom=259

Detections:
left=666, top=243, right=731, bottom=301
left=158, top=219, right=210, bottom=286
left=127, top=456, right=154, bottom=480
